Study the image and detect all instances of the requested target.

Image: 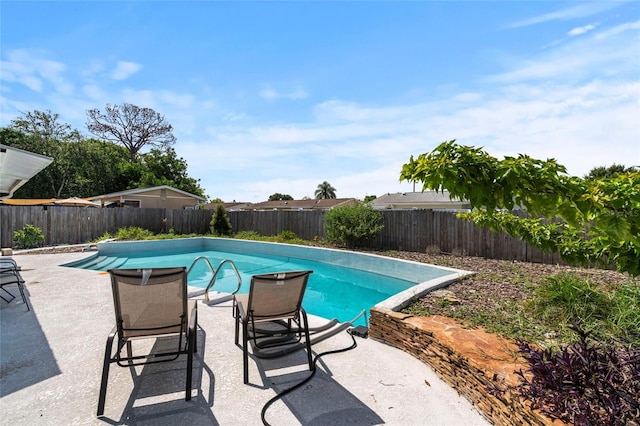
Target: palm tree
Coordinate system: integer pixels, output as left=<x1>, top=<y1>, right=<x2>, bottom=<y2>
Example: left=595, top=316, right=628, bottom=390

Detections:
left=314, top=181, right=336, bottom=199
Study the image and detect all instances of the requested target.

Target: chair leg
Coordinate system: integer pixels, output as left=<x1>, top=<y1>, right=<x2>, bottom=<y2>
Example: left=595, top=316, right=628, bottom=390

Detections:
left=17, top=282, right=30, bottom=311
left=301, top=310, right=314, bottom=371
left=242, top=319, right=249, bottom=384
left=97, top=330, right=117, bottom=416
left=194, top=309, right=198, bottom=354
left=186, top=328, right=194, bottom=401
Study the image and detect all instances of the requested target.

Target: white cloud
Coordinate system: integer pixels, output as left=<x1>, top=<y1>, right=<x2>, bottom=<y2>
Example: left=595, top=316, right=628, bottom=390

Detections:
left=508, top=2, right=623, bottom=28
left=82, top=84, right=106, bottom=100
left=110, top=61, right=142, bottom=80
left=595, top=19, right=640, bottom=40
left=259, top=85, right=308, bottom=100
left=0, top=49, right=68, bottom=93
left=491, top=21, right=638, bottom=83
left=567, top=23, right=598, bottom=36
left=121, top=88, right=157, bottom=108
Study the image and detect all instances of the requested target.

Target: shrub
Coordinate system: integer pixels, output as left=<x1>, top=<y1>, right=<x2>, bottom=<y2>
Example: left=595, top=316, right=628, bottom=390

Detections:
left=115, top=226, right=154, bottom=240
left=13, top=224, right=45, bottom=249
left=512, top=326, right=640, bottom=425
left=210, top=204, right=232, bottom=236
left=234, top=230, right=262, bottom=240
left=92, top=232, right=114, bottom=243
left=324, top=202, right=384, bottom=248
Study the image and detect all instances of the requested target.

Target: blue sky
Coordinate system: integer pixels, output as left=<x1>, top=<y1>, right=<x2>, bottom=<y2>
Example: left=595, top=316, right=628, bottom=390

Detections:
left=1, top=1, right=639, bottom=202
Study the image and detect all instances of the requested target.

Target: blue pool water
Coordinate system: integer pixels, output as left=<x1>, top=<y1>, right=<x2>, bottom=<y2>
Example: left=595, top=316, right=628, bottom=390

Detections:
left=67, top=238, right=458, bottom=326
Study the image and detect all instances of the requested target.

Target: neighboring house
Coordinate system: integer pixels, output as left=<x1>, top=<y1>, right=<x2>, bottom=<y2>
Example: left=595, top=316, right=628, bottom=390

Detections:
left=204, top=198, right=357, bottom=211
left=201, top=202, right=253, bottom=211
left=88, top=185, right=206, bottom=209
left=247, top=198, right=356, bottom=211
left=369, top=191, right=471, bottom=210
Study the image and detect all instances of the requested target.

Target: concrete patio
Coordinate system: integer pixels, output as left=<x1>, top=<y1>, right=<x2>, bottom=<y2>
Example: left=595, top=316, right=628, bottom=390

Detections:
left=0, top=252, right=490, bottom=425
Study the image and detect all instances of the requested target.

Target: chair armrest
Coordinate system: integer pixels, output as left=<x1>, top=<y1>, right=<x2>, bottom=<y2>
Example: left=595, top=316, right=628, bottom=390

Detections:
left=188, top=300, right=198, bottom=331
left=234, top=296, right=248, bottom=320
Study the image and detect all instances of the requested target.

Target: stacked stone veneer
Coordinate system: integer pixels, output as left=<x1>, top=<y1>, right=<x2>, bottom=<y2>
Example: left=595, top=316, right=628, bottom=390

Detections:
left=369, top=307, right=565, bottom=426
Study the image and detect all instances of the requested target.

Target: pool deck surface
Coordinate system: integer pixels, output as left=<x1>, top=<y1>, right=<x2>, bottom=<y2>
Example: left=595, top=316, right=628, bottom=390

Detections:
left=1, top=252, right=490, bottom=426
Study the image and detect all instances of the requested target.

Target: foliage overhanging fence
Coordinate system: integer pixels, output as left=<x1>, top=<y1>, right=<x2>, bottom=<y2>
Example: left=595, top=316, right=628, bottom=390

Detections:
left=0, top=206, right=563, bottom=264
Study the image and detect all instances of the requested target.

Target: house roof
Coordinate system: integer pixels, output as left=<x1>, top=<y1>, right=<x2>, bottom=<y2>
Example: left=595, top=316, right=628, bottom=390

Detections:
left=202, top=202, right=253, bottom=211
left=0, top=144, right=53, bottom=199
left=87, top=185, right=206, bottom=202
left=248, top=198, right=355, bottom=210
left=370, top=191, right=470, bottom=210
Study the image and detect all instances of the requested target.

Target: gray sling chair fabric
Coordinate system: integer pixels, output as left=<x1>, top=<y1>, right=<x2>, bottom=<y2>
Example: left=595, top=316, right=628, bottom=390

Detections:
left=97, top=267, right=198, bottom=417
left=0, top=257, right=29, bottom=311
left=234, top=270, right=313, bottom=384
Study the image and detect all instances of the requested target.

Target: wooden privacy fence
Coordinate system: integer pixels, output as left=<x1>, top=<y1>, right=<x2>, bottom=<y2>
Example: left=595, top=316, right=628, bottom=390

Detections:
left=0, top=205, right=563, bottom=264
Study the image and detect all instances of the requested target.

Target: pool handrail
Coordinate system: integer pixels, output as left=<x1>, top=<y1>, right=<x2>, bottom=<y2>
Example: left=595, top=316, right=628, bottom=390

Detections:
left=187, top=256, right=242, bottom=301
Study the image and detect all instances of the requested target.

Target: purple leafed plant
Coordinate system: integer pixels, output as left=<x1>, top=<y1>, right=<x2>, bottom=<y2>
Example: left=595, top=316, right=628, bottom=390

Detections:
left=512, top=325, right=640, bottom=425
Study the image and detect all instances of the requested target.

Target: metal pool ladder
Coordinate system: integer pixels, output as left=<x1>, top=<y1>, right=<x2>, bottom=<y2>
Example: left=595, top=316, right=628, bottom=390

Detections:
left=187, top=256, right=242, bottom=302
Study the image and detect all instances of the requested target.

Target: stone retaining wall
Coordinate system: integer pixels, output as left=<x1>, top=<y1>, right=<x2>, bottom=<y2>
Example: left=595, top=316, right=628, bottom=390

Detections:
left=369, top=307, right=565, bottom=426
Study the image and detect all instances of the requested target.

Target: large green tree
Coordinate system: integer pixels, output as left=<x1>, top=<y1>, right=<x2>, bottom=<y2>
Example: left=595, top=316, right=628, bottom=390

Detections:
left=133, top=148, right=206, bottom=198
left=315, top=181, right=336, bottom=199
left=400, top=140, right=640, bottom=276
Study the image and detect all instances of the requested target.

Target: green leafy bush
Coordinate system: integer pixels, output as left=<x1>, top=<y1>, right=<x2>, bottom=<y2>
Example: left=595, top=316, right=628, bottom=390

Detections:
left=13, top=224, right=45, bottom=249
left=210, top=204, right=232, bottom=236
left=115, top=226, right=154, bottom=240
left=324, top=202, right=384, bottom=248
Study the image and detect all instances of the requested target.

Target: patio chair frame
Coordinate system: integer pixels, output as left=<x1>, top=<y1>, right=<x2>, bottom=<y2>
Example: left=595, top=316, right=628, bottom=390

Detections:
left=234, top=270, right=313, bottom=384
left=0, top=258, right=29, bottom=311
left=97, top=267, right=198, bottom=417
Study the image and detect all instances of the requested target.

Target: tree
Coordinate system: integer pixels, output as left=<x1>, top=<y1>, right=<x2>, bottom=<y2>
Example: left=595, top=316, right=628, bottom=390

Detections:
left=210, top=204, right=232, bottom=236
left=315, top=181, right=336, bottom=199
left=268, top=193, right=293, bottom=201
left=86, top=103, right=176, bottom=160
left=134, top=148, right=206, bottom=197
left=400, top=140, right=640, bottom=276
left=364, top=195, right=377, bottom=203
left=585, top=164, right=637, bottom=180
left=10, top=109, right=82, bottom=141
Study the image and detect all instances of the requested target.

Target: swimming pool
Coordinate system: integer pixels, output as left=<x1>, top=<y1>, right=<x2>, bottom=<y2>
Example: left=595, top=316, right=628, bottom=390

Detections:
left=65, top=238, right=470, bottom=326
